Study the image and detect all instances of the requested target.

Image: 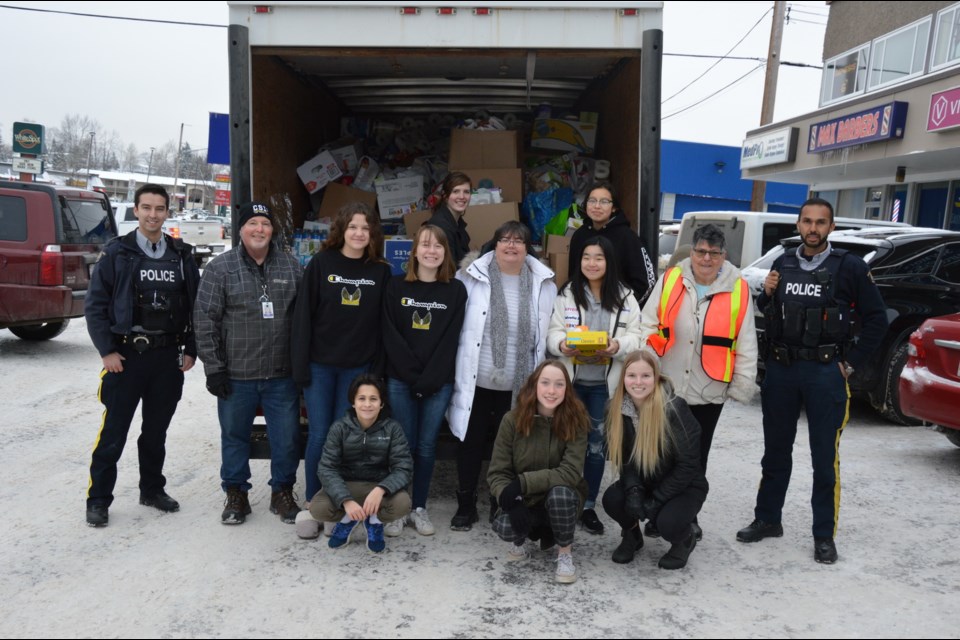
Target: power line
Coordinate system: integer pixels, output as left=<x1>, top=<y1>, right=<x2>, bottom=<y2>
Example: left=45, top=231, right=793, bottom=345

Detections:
left=786, top=6, right=829, bottom=17
left=663, top=64, right=766, bottom=120
left=662, top=6, right=773, bottom=104
left=0, top=3, right=226, bottom=28
left=787, top=17, right=827, bottom=26
left=666, top=52, right=765, bottom=63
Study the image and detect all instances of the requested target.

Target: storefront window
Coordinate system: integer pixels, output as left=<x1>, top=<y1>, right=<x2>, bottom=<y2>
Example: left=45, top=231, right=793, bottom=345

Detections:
left=821, top=46, right=868, bottom=105
left=949, top=183, right=960, bottom=231
left=917, top=182, right=949, bottom=229
left=933, top=2, right=960, bottom=70
left=867, top=17, right=931, bottom=90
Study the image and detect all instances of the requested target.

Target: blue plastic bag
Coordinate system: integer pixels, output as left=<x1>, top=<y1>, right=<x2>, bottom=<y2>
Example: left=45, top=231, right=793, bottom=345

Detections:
left=521, top=187, right=573, bottom=243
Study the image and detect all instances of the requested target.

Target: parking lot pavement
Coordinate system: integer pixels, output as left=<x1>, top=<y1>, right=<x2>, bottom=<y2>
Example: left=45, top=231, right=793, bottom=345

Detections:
left=2, top=320, right=959, bottom=638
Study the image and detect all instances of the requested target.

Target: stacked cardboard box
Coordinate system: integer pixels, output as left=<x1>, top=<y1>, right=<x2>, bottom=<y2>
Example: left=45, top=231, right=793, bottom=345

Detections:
left=447, top=129, right=524, bottom=248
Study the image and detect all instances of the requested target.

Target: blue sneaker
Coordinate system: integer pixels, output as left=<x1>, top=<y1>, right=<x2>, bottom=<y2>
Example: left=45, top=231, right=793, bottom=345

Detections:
left=328, top=520, right=359, bottom=549
left=365, top=518, right=385, bottom=553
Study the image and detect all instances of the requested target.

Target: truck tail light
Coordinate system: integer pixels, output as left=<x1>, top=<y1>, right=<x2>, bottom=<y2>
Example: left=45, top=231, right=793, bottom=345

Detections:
left=436, top=7, right=456, bottom=15
left=169, top=227, right=181, bottom=240
left=40, top=244, right=64, bottom=286
left=400, top=7, right=420, bottom=15
left=473, top=8, right=492, bottom=16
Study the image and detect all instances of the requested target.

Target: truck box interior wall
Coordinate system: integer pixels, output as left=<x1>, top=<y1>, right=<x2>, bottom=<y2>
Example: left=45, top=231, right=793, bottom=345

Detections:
left=251, top=53, right=342, bottom=219
left=579, top=56, right=641, bottom=231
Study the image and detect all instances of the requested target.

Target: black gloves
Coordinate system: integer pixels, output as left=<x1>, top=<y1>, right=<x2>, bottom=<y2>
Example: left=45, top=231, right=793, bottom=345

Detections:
left=625, top=486, right=645, bottom=521
left=206, top=372, right=231, bottom=399
left=641, top=496, right=663, bottom=523
left=508, top=503, right=532, bottom=538
left=498, top=479, right=523, bottom=511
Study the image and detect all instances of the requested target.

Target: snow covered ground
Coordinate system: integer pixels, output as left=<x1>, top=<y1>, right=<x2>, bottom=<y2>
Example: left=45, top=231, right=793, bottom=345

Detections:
left=1, top=319, right=958, bottom=638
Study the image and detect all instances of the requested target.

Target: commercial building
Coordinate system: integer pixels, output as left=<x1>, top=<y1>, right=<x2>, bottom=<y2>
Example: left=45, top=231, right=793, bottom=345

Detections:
left=742, top=1, right=960, bottom=230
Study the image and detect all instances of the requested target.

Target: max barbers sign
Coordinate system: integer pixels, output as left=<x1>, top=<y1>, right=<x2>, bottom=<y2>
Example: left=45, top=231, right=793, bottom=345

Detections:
left=807, top=102, right=907, bottom=153
left=12, top=122, right=45, bottom=155
left=741, top=127, right=798, bottom=169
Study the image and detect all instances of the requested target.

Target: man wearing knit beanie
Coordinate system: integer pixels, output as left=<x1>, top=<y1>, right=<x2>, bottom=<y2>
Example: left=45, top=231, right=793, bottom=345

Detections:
left=194, top=201, right=304, bottom=525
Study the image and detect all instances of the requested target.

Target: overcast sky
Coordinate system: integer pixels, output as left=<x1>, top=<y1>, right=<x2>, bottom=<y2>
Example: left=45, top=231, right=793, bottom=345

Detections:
left=0, top=1, right=827, bottom=155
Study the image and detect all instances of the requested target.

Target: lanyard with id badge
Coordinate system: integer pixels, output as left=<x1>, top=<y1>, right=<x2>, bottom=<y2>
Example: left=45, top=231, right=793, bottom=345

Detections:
left=255, top=267, right=274, bottom=319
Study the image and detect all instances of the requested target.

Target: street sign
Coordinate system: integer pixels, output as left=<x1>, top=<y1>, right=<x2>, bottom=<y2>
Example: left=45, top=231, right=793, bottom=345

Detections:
left=215, top=189, right=231, bottom=206
left=12, top=156, right=43, bottom=174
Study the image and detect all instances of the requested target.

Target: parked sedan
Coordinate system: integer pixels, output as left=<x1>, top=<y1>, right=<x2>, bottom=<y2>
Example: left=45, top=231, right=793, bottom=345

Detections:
left=900, top=313, right=960, bottom=447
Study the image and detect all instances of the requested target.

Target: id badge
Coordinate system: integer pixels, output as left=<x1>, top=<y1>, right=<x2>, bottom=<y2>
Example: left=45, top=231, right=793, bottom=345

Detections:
left=261, top=301, right=275, bottom=319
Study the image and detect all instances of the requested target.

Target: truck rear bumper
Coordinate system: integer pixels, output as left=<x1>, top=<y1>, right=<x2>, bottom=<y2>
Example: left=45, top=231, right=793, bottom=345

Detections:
left=0, top=284, right=84, bottom=328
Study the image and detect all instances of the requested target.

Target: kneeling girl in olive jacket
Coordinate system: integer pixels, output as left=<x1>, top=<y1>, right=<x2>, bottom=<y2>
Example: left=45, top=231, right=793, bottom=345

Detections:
left=487, top=361, right=589, bottom=584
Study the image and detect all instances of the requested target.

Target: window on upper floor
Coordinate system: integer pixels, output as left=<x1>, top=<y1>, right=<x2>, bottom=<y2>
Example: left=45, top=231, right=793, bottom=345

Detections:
left=867, top=17, right=931, bottom=90
left=932, top=2, right=960, bottom=71
left=821, top=45, right=869, bottom=106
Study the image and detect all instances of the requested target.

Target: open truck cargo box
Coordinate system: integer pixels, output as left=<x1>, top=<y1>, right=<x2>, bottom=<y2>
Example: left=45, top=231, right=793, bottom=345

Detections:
left=228, top=1, right=663, bottom=243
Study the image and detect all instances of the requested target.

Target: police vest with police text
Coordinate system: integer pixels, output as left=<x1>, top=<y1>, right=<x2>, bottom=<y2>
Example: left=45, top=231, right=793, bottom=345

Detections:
left=770, top=248, right=850, bottom=348
left=647, top=266, right=750, bottom=383
left=133, top=251, right=188, bottom=334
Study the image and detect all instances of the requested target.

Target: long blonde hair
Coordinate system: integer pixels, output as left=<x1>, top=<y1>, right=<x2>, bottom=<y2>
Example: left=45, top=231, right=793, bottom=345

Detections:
left=605, top=349, right=674, bottom=477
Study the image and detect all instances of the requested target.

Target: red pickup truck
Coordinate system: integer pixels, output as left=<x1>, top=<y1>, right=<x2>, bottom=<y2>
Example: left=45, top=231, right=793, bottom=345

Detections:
left=0, top=180, right=116, bottom=340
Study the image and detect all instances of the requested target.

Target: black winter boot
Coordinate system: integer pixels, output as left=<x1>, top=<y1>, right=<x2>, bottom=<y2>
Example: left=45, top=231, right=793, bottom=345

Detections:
left=450, top=490, right=479, bottom=531
left=658, top=529, right=697, bottom=570
left=612, top=525, right=643, bottom=564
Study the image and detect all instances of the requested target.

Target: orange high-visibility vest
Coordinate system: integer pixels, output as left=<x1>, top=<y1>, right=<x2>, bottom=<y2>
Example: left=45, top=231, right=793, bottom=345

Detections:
left=647, top=267, right=685, bottom=357
left=648, top=267, right=749, bottom=383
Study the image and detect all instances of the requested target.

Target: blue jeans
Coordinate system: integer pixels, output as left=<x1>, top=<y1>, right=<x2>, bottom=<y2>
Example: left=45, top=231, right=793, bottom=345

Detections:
left=218, top=377, right=300, bottom=492
left=387, top=378, right=454, bottom=509
left=303, top=362, right=370, bottom=500
left=574, top=382, right=609, bottom=509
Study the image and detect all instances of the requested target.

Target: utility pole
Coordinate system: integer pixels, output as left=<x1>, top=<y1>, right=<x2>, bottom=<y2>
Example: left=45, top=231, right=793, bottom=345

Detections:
left=750, top=0, right=786, bottom=212
left=173, top=123, right=185, bottom=212
left=85, top=131, right=96, bottom=187
left=147, top=146, right=155, bottom=182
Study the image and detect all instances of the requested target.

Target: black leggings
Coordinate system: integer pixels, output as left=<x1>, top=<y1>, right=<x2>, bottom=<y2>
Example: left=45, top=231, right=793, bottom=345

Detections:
left=457, top=387, right=513, bottom=494
left=602, top=480, right=706, bottom=544
left=688, top=403, right=724, bottom=474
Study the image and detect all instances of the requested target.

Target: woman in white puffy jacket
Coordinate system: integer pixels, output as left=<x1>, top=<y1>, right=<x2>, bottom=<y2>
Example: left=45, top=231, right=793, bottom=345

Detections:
left=547, top=236, right=642, bottom=536
left=447, top=221, right=557, bottom=532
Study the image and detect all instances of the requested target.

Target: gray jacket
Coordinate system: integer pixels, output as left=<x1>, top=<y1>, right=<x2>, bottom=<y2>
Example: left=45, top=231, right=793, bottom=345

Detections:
left=193, top=242, right=302, bottom=380
left=318, top=412, right=413, bottom=508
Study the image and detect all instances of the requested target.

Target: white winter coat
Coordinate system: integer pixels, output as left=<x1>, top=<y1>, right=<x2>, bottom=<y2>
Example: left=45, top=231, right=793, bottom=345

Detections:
left=547, top=282, right=643, bottom=397
left=640, top=258, right=758, bottom=405
left=447, top=252, right=557, bottom=440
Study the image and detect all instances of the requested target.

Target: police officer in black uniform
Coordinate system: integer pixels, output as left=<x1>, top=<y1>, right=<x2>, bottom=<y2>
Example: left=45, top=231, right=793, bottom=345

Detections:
left=736, top=198, right=887, bottom=563
left=84, top=184, right=201, bottom=527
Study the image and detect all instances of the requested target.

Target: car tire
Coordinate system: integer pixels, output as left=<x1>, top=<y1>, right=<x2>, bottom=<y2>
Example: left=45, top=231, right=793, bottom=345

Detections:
left=9, top=320, right=69, bottom=341
left=879, top=341, right=922, bottom=426
left=944, top=430, right=960, bottom=448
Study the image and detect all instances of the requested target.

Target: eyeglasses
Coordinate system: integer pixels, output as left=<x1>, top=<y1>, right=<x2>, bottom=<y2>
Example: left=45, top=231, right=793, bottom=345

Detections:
left=586, top=198, right=613, bottom=207
left=692, top=248, right=724, bottom=259
left=497, top=237, right=525, bottom=246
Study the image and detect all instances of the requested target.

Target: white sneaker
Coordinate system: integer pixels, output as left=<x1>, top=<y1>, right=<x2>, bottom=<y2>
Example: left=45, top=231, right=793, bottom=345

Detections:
left=555, top=551, right=577, bottom=583
left=323, top=521, right=337, bottom=537
left=295, top=510, right=320, bottom=540
left=384, top=516, right=405, bottom=537
left=409, top=507, right=436, bottom=536
left=506, top=541, right=529, bottom=561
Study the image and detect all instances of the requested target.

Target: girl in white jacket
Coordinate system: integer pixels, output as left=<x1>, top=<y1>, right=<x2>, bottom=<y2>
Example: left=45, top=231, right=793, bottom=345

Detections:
left=547, top=236, right=643, bottom=535
left=447, top=221, right=557, bottom=531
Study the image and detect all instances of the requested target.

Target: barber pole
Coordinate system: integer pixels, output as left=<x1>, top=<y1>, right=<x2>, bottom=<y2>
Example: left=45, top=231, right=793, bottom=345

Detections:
left=892, top=199, right=901, bottom=223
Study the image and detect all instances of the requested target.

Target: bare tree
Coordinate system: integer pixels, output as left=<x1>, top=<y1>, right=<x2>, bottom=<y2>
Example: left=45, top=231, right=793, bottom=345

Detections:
left=49, top=114, right=101, bottom=176
left=0, top=127, right=10, bottom=162
left=121, top=143, right=140, bottom=172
